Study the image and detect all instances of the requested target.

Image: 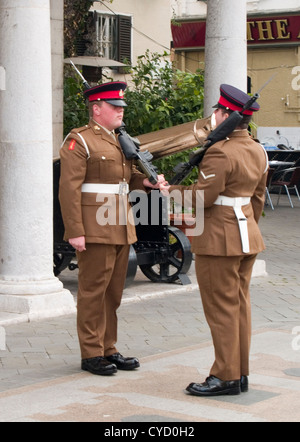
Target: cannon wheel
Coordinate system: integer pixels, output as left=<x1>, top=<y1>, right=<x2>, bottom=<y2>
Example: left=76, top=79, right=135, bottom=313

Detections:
left=139, top=227, right=192, bottom=283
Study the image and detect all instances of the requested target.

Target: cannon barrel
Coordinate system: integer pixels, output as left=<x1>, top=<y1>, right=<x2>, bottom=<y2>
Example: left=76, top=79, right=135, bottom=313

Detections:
left=137, top=116, right=212, bottom=159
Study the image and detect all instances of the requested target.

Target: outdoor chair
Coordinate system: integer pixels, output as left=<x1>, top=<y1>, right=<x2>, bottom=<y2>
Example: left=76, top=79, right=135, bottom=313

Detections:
left=271, top=167, right=300, bottom=208
left=265, top=168, right=275, bottom=210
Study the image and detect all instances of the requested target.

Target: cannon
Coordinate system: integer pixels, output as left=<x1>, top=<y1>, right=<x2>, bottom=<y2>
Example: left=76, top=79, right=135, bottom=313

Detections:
left=53, top=117, right=212, bottom=285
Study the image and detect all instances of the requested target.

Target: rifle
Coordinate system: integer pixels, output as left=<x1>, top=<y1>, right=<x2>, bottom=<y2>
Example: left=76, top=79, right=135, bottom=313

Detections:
left=170, top=77, right=275, bottom=185
left=170, top=111, right=242, bottom=185
left=116, top=123, right=158, bottom=184
left=69, top=60, right=158, bottom=185
left=70, top=60, right=91, bottom=90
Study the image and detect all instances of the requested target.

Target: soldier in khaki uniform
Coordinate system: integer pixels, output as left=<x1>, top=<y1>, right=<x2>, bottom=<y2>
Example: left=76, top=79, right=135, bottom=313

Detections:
left=59, top=82, right=164, bottom=376
left=161, top=84, right=268, bottom=396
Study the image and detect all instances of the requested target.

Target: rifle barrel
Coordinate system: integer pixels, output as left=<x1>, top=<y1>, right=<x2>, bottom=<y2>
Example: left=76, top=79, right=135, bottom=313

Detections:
left=69, top=60, right=91, bottom=89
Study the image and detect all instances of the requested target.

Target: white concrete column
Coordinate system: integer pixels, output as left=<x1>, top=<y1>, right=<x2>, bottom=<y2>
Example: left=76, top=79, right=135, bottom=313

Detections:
left=0, top=0, right=75, bottom=321
left=204, top=0, right=248, bottom=116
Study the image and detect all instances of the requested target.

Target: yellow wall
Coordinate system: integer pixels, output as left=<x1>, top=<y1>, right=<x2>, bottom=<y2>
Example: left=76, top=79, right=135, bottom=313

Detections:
left=173, top=45, right=300, bottom=133
left=248, top=46, right=300, bottom=128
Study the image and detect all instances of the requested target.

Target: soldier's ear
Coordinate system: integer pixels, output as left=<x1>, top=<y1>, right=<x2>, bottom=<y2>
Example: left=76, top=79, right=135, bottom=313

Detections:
left=92, top=103, right=102, bottom=116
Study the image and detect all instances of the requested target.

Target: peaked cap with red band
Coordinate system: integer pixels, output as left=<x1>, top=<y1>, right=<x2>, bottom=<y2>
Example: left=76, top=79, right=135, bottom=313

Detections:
left=214, top=84, right=260, bottom=115
left=84, top=81, right=127, bottom=107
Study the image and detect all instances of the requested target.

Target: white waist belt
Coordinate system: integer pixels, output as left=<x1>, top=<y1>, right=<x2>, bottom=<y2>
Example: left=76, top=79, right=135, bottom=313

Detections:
left=214, top=195, right=251, bottom=253
left=81, top=183, right=129, bottom=195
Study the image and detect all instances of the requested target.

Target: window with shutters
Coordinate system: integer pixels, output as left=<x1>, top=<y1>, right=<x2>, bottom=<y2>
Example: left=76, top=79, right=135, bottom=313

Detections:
left=118, top=15, right=132, bottom=65
left=92, top=12, right=132, bottom=65
left=95, top=14, right=118, bottom=59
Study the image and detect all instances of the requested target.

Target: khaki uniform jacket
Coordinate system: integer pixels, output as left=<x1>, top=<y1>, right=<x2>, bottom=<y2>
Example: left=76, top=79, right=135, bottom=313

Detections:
left=170, top=130, right=268, bottom=256
left=59, top=121, right=146, bottom=245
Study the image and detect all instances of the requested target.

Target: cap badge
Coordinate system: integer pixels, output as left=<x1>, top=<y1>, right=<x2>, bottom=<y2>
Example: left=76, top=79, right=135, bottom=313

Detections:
left=119, top=89, right=124, bottom=98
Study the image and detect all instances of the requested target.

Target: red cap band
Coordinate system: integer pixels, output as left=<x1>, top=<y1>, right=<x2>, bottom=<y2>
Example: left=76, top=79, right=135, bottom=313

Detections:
left=218, top=96, right=254, bottom=115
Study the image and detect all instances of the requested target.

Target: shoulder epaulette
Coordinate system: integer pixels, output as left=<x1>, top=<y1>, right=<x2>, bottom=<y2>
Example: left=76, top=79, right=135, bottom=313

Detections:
left=60, top=125, right=91, bottom=160
left=71, top=125, right=89, bottom=135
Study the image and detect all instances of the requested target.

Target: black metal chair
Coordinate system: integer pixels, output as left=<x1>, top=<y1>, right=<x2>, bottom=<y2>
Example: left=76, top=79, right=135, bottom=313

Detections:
left=265, top=168, right=275, bottom=210
left=271, top=167, right=300, bottom=208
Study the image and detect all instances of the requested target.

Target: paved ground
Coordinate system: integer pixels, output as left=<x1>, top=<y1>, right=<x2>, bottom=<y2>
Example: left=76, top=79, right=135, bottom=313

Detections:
left=0, top=195, right=299, bottom=423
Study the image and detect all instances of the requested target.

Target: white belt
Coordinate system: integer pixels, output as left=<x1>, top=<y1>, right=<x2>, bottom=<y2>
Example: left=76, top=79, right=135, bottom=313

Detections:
left=81, top=183, right=129, bottom=195
left=214, top=195, right=251, bottom=253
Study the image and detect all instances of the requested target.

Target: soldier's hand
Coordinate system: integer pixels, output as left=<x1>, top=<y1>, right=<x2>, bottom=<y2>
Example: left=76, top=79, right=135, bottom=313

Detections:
left=159, top=183, right=170, bottom=197
left=143, top=174, right=167, bottom=189
left=69, top=236, right=86, bottom=252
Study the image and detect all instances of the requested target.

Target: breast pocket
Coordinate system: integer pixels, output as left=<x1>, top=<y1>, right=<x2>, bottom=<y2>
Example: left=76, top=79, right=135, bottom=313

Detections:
left=89, top=154, right=116, bottom=181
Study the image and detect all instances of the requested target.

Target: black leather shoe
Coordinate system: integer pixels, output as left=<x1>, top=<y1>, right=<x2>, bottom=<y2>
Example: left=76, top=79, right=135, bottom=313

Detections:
left=81, top=357, right=117, bottom=376
left=106, top=352, right=140, bottom=371
left=186, top=376, right=241, bottom=397
left=241, top=375, right=249, bottom=392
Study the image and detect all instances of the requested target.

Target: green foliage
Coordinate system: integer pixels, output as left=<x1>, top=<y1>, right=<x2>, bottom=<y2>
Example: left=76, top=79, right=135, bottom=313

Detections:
left=63, top=74, right=88, bottom=136
left=124, top=51, right=204, bottom=135
left=124, top=51, right=205, bottom=183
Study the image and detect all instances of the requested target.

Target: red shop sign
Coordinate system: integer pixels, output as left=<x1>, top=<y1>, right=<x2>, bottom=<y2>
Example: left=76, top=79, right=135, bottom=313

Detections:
left=172, top=15, right=300, bottom=49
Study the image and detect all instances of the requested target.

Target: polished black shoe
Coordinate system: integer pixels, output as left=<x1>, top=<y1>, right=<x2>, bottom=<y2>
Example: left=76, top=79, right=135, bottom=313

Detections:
left=186, top=376, right=241, bottom=397
left=241, top=375, right=249, bottom=393
left=81, top=356, right=117, bottom=376
left=106, top=352, right=140, bottom=371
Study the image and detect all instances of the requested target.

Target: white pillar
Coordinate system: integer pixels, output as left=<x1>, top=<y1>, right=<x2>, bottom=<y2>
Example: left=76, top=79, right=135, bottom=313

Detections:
left=0, top=0, right=75, bottom=321
left=204, top=0, right=248, bottom=116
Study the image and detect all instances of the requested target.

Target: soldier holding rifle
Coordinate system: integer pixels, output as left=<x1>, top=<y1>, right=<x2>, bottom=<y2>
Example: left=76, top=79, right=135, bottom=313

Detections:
left=160, top=84, right=268, bottom=396
left=59, top=81, right=166, bottom=376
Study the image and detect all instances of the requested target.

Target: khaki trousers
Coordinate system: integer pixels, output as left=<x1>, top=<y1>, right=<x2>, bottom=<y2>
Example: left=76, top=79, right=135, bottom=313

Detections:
left=195, top=254, right=257, bottom=381
left=76, top=243, right=130, bottom=359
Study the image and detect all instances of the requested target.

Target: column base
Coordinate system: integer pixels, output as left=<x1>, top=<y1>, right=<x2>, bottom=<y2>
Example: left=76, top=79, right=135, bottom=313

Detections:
left=0, top=278, right=76, bottom=324
left=252, top=259, right=267, bottom=277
